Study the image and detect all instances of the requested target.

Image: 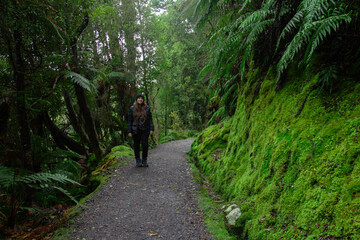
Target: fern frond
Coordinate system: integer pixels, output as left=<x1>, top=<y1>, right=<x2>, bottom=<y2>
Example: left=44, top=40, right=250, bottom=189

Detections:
left=208, top=106, right=226, bottom=125
left=276, top=10, right=304, bottom=51
left=193, top=0, right=221, bottom=28
left=239, top=9, right=273, bottom=30
left=88, top=67, right=110, bottom=83
left=318, top=64, right=338, bottom=92
left=239, top=0, right=255, bottom=14
left=276, top=0, right=351, bottom=80
left=198, top=64, right=212, bottom=80
left=239, top=45, right=252, bottom=80
left=276, top=29, right=308, bottom=80
left=51, top=186, right=81, bottom=205
left=108, top=71, right=125, bottom=79
left=302, top=14, right=351, bottom=66
left=63, top=71, right=92, bottom=91
left=246, top=18, right=275, bottom=43
left=221, top=81, right=238, bottom=105
left=0, top=166, right=15, bottom=189
left=18, top=172, right=82, bottom=186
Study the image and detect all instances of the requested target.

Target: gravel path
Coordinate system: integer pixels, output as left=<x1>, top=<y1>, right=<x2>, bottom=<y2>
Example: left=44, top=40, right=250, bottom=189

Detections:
left=67, top=139, right=213, bottom=240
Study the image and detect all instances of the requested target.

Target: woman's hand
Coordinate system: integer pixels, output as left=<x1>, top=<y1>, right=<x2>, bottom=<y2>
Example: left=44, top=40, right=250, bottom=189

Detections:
left=128, top=133, right=132, bottom=138
left=150, top=131, right=153, bottom=135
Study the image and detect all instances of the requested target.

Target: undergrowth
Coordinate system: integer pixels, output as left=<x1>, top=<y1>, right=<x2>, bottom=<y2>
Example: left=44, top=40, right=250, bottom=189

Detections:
left=50, top=144, right=134, bottom=239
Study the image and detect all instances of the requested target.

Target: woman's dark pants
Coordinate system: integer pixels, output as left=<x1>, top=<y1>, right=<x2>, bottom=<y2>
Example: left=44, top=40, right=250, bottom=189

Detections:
left=133, top=130, right=150, bottom=160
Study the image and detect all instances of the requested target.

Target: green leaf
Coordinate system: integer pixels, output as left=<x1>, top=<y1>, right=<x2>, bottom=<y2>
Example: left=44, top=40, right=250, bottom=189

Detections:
left=63, top=71, right=92, bottom=91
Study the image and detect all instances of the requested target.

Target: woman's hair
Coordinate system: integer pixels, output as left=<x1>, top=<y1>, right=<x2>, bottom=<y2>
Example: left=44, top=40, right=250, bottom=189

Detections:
left=133, top=101, right=146, bottom=124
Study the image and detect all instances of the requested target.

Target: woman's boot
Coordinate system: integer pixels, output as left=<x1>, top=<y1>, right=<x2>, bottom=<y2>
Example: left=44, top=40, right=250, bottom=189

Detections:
left=136, top=158, right=142, bottom=167
left=142, top=158, right=148, bottom=167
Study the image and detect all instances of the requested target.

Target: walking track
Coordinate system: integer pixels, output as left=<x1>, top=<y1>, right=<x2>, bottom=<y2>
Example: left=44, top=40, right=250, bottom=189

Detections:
left=67, top=139, right=213, bottom=240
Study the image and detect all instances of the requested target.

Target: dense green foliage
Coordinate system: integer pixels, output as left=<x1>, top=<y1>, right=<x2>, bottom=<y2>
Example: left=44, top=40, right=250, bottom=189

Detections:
left=151, top=1, right=210, bottom=137
left=0, top=0, right=209, bottom=235
left=189, top=0, right=358, bottom=122
left=188, top=0, right=360, bottom=239
left=1, top=0, right=359, bottom=238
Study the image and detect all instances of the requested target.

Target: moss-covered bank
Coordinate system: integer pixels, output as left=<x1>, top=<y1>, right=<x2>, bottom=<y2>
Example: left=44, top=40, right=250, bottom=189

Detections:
left=189, top=67, right=360, bottom=239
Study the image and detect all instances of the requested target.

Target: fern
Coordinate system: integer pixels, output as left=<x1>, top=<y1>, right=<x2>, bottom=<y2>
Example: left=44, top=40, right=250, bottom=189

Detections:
left=108, top=71, right=125, bottom=79
left=63, top=71, right=94, bottom=91
left=51, top=186, right=80, bottom=205
left=0, top=165, right=82, bottom=205
left=88, top=67, right=110, bottom=83
left=198, top=0, right=278, bottom=123
left=18, top=172, right=82, bottom=187
left=302, top=14, right=351, bottom=66
left=276, top=0, right=351, bottom=81
left=318, top=64, right=338, bottom=92
left=0, top=166, right=15, bottom=190
left=193, top=0, right=222, bottom=28
left=208, top=106, right=226, bottom=125
left=276, top=10, right=304, bottom=51
left=194, top=0, right=353, bottom=126
left=238, top=0, right=255, bottom=13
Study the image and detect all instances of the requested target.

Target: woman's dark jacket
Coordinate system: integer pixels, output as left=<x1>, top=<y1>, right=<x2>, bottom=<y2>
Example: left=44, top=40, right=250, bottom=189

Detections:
left=127, top=104, right=154, bottom=134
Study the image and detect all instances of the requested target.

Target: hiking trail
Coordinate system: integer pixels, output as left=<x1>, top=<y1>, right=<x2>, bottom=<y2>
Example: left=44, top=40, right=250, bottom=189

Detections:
left=67, top=139, right=213, bottom=240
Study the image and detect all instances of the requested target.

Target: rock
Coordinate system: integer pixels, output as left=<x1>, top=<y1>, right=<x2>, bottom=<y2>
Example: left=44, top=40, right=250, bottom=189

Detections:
left=224, top=204, right=238, bottom=213
left=224, top=204, right=241, bottom=226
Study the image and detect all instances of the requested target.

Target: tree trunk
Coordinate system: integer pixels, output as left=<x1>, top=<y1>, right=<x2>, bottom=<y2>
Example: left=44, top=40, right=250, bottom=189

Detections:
left=43, top=113, right=86, bottom=155
left=70, top=13, right=103, bottom=161
left=64, top=90, right=90, bottom=146
left=0, top=100, right=10, bottom=144
left=121, top=0, right=137, bottom=84
left=73, top=85, right=103, bottom=159
left=13, top=29, right=33, bottom=172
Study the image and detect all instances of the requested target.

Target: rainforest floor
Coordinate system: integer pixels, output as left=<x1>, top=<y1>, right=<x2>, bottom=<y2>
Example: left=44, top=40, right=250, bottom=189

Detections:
left=58, top=139, right=213, bottom=240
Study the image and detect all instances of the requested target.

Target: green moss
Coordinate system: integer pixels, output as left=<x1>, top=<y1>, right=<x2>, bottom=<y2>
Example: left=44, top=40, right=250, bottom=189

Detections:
left=97, top=144, right=134, bottom=168
left=189, top=163, right=237, bottom=240
left=191, top=67, right=360, bottom=239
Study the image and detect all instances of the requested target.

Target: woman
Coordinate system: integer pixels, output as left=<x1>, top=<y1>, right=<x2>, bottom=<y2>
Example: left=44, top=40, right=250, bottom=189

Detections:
left=127, top=94, right=154, bottom=167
